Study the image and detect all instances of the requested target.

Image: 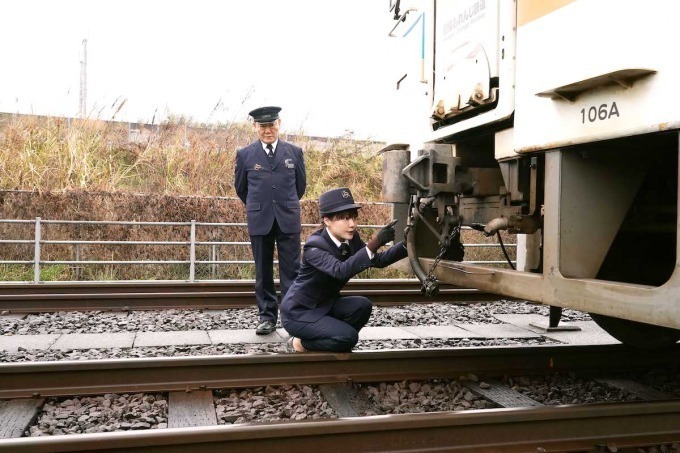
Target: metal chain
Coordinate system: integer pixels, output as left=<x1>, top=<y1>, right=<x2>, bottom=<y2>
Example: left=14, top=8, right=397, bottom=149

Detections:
left=422, top=223, right=461, bottom=297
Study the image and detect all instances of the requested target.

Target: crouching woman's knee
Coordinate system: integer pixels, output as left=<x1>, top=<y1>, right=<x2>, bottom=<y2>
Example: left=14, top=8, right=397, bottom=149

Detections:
left=331, top=330, right=359, bottom=352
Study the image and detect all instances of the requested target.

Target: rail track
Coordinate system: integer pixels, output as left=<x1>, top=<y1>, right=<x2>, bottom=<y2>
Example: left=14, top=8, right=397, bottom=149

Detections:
left=0, top=344, right=676, bottom=398
left=2, top=401, right=680, bottom=452
left=2, top=281, right=678, bottom=451
left=1, top=344, right=680, bottom=451
left=0, top=279, right=501, bottom=312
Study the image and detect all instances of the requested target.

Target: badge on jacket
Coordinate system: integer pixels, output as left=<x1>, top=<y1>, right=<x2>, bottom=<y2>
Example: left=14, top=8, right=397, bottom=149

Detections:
left=284, top=158, right=295, bottom=169
left=254, top=164, right=263, bottom=170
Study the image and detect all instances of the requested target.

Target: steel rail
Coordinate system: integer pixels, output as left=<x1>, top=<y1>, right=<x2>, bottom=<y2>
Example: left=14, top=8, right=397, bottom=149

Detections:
left=0, top=344, right=678, bottom=399
left=0, top=279, right=501, bottom=312
left=2, top=401, right=680, bottom=452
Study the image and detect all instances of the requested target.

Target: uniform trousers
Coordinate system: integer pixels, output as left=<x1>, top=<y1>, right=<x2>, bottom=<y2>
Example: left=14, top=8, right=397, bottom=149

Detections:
left=283, top=296, right=372, bottom=352
left=250, top=220, right=301, bottom=324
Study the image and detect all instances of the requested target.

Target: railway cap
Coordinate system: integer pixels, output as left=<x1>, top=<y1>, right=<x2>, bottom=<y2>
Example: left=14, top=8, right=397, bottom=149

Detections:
left=319, top=187, right=362, bottom=217
left=249, top=106, right=282, bottom=123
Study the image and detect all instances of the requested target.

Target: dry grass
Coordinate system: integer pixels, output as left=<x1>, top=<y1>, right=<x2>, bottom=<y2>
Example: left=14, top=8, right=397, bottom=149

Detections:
left=0, top=115, right=383, bottom=200
left=0, top=115, right=514, bottom=281
left=292, top=135, right=383, bottom=200
left=0, top=115, right=391, bottom=281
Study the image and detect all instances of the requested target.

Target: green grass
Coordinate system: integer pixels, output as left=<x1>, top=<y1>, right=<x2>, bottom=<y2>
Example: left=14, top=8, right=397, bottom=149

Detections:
left=0, top=264, right=70, bottom=282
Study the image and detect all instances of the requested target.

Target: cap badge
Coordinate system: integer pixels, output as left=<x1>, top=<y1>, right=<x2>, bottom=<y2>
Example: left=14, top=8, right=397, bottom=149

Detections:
left=342, top=190, right=350, bottom=198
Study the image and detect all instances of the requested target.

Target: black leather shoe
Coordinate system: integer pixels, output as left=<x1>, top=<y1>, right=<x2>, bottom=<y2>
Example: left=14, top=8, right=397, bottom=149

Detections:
left=256, top=321, right=276, bottom=335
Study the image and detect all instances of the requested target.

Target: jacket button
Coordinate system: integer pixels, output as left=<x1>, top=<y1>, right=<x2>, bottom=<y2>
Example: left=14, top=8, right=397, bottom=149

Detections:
left=272, top=185, right=276, bottom=189
left=273, top=200, right=277, bottom=204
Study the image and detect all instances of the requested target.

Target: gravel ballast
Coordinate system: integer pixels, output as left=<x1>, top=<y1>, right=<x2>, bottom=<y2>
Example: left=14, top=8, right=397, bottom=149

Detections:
left=0, top=337, right=560, bottom=363
left=27, top=393, right=167, bottom=436
left=0, top=300, right=586, bottom=362
left=215, top=385, right=336, bottom=424
left=0, top=301, right=590, bottom=336
left=358, top=378, right=496, bottom=415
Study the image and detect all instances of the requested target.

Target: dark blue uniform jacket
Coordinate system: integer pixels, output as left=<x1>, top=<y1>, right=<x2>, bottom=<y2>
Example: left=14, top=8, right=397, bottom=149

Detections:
left=234, top=140, right=306, bottom=236
left=281, top=228, right=408, bottom=323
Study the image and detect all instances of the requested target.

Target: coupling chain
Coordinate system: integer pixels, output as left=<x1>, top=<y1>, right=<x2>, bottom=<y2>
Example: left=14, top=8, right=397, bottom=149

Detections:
left=422, top=224, right=461, bottom=297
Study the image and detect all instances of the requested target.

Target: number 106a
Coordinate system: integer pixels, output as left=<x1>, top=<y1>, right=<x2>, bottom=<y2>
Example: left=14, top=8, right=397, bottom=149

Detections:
left=581, top=102, right=619, bottom=123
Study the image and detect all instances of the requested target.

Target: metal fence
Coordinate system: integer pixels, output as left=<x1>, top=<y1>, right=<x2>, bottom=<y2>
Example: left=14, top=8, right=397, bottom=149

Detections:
left=0, top=218, right=515, bottom=283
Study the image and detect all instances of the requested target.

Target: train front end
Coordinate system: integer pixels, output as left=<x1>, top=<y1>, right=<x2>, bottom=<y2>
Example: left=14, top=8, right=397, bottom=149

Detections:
left=382, top=0, right=680, bottom=347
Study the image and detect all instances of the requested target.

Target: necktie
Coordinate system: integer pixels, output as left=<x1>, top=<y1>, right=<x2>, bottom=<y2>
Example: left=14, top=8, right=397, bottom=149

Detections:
left=339, top=243, right=350, bottom=261
left=266, top=143, right=274, bottom=158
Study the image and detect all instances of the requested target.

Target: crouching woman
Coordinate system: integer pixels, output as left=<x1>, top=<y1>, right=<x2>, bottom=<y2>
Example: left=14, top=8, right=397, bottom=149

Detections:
left=281, top=187, right=408, bottom=353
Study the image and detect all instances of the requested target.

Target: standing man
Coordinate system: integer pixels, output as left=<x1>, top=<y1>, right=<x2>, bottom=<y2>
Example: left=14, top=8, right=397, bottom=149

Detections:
left=234, top=106, right=307, bottom=335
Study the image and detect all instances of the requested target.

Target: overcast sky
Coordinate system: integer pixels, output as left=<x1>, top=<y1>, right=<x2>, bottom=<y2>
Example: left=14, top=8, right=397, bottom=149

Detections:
left=1, top=0, right=401, bottom=140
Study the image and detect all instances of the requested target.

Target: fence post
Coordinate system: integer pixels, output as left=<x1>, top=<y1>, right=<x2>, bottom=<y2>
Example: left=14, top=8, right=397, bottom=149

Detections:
left=74, top=223, right=82, bottom=281
left=210, top=228, right=217, bottom=280
left=189, top=220, right=196, bottom=282
left=34, top=217, right=41, bottom=284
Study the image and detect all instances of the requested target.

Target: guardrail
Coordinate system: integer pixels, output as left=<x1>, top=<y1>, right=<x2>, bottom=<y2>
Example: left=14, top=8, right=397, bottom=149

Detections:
left=0, top=218, right=515, bottom=283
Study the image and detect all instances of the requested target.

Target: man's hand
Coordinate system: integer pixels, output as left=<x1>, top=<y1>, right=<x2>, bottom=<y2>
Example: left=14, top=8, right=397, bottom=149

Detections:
left=367, top=219, right=397, bottom=253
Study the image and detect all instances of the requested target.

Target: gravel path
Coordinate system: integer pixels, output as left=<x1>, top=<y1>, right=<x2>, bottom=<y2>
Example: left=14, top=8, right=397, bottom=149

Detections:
left=0, top=337, right=559, bottom=363
left=0, top=300, right=590, bottom=336
left=0, top=300, right=583, bottom=362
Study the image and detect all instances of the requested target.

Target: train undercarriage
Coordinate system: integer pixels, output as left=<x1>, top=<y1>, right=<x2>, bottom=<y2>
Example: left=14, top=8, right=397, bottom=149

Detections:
left=384, top=130, right=680, bottom=348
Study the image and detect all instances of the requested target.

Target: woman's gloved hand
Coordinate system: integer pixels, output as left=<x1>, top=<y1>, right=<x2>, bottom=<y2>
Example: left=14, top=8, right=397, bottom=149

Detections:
left=367, top=219, right=397, bottom=253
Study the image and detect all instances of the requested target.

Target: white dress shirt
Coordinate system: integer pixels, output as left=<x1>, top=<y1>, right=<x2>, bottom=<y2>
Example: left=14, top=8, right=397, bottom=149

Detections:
left=260, top=139, right=278, bottom=154
left=326, top=228, right=374, bottom=259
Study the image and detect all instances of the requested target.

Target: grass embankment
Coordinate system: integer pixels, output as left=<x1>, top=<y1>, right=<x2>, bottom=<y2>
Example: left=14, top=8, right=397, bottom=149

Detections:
left=0, top=115, right=383, bottom=200
left=0, top=116, right=513, bottom=282
left=0, top=116, right=394, bottom=281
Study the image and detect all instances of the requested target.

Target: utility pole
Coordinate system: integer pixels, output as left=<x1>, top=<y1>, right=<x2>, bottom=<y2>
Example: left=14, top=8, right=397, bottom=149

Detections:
left=79, top=39, right=87, bottom=118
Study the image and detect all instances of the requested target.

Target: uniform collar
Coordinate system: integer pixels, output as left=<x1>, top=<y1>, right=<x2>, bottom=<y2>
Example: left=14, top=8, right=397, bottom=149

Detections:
left=326, top=228, right=348, bottom=248
left=260, top=139, right=279, bottom=152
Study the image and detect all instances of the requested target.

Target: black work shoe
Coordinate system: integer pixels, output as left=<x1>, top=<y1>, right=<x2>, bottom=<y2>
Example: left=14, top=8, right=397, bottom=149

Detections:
left=256, top=321, right=276, bottom=335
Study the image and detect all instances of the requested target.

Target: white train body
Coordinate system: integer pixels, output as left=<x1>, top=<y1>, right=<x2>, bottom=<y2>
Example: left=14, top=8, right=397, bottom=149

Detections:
left=383, top=0, right=680, bottom=346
